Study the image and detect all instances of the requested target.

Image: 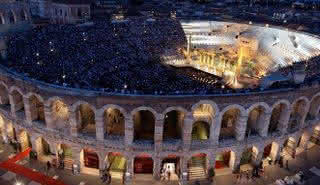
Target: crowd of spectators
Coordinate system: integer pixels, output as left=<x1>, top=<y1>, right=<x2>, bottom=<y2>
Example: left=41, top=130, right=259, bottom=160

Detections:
left=4, top=17, right=229, bottom=94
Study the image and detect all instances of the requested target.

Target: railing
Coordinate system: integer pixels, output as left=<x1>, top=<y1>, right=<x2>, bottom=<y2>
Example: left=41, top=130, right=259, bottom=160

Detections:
left=132, top=140, right=154, bottom=151
left=162, top=139, right=182, bottom=151
left=191, top=139, right=210, bottom=150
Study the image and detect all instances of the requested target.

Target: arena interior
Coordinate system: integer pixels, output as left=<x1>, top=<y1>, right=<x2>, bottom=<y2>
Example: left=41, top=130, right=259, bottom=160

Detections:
left=0, top=1, right=320, bottom=184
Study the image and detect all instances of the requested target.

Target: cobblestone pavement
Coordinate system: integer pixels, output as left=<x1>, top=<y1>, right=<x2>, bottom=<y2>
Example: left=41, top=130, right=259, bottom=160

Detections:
left=0, top=141, right=319, bottom=185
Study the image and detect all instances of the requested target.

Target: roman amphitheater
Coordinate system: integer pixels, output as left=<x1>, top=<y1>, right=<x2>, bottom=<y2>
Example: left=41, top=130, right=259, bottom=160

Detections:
left=0, top=2, right=320, bottom=184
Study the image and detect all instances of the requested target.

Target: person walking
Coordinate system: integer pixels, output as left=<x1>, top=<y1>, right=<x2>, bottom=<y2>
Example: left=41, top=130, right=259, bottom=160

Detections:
left=47, top=161, right=51, bottom=175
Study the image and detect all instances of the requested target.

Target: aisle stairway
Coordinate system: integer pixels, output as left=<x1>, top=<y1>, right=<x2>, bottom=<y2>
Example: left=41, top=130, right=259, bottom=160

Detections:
left=110, top=171, right=123, bottom=185
left=188, top=157, right=207, bottom=180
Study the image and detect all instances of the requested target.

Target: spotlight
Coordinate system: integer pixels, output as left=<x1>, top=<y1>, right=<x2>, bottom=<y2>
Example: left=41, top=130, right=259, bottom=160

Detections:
left=15, top=181, right=23, bottom=185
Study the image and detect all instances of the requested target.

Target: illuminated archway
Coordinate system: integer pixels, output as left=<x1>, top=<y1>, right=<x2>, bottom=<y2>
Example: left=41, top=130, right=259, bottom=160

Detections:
left=76, top=104, right=96, bottom=138
left=29, top=95, right=45, bottom=125
left=289, top=99, right=308, bottom=132
left=246, top=105, right=268, bottom=137
left=134, top=154, right=153, bottom=174
left=269, top=103, right=289, bottom=134
left=220, top=108, right=241, bottom=140
left=163, top=110, right=184, bottom=141
left=51, top=100, right=69, bottom=129
left=192, top=121, right=210, bottom=140
left=188, top=153, right=207, bottom=180
left=104, top=108, right=125, bottom=139
left=81, top=148, right=99, bottom=169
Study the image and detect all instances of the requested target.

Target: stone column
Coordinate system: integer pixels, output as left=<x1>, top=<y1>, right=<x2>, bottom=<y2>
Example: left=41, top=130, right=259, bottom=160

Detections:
left=207, top=152, right=216, bottom=175
left=180, top=156, right=189, bottom=182
left=9, top=94, right=16, bottom=118
left=300, top=105, right=310, bottom=128
left=259, top=112, right=272, bottom=137
left=125, top=117, right=134, bottom=149
left=23, top=97, right=33, bottom=126
left=235, top=115, right=248, bottom=141
left=69, top=110, right=78, bottom=137
left=71, top=147, right=82, bottom=174
left=95, top=113, right=104, bottom=142
left=153, top=157, right=161, bottom=180
left=210, top=116, right=220, bottom=145
left=255, top=151, right=264, bottom=166
left=183, top=114, right=193, bottom=152
left=44, top=104, right=53, bottom=129
left=154, top=115, right=164, bottom=152
left=279, top=108, right=291, bottom=134
left=125, top=155, right=134, bottom=183
left=232, top=152, right=242, bottom=172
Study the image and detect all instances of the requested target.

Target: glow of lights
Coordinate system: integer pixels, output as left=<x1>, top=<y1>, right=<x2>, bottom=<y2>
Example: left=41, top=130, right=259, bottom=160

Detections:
left=62, top=75, right=66, bottom=79
left=36, top=53, right=39, bottom=56
left=50, top=49, right=54, bottom=52
left=124, top=84, right=127, bottom=89
left=265, top=24, right=269, bottom=27
left=15, top=182, right=23, bottom=185
left=249, top=21, right=252, bottom=25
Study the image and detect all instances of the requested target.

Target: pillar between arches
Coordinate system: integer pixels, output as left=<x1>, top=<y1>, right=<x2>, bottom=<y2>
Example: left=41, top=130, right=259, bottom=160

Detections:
left=183, top=115, right=193, bottom=152
left=209, top=117, right=219, bottom=145
left=235, top=115, right=248, bottom=141
left=95, top=115, right=104, bottom=142
left=69, top=110, right=78, bottom=137
left=259, top=112, right=272, bottom=137
left=124, top=118, right=133, bottom=149
left=153, top=157, right=161, bottom=180
left=23, top=97, right=33, bottom=126
left=280, top=109, right=291, bottom=134
left=44, top=105, right=53, bottom=129
left=154, top=117, right=164, bottom=152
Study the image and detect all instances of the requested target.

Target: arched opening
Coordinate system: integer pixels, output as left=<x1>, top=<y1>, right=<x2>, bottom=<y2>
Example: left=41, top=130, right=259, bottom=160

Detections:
left=161, top=155, right=180, bottom=181
left=134, top=154, right=153, bottom=174
left=282, top=137, right=296, bottom=159
left=19, top=130, right=32, bottom=151
left=193, top=104, right=214, bottom=121
left=8, top=11, right=15, bottom=23
left=188, top=153, right=207, bottom=180
left=262, top=142, right=279, bottom=167
left=20, top=9, right=27, bottom=21
left=215, top=151, right=235, bottom=175
left=310, top=125, right=320, bottom=146
left=269, top=103, right=288, bottom=135
left=289, top=99, right=308, bottom=132
left=81, top=148, right=99, bottom=170
left=104, top=108, right=125, bottom=140
left=307, top=95, right=320, bottom=121
left=29, top=95, right=45, bottom=126
left=163, top=110, right=184, bottom=143
left=11, top=90, right=25, bottom=119
left=192, top=121, right=210, bottom=140
left=56, top=144, right=73, bottom=170
left=0, top=84, right=9, bottom=107
left=246, top=106, right=267, bottom=137
left=105, top=152, right=126, bottom=181
left=240, top=147, right=259, bottom=167
left=77, top=104, right=96, bottom=138
left=220, top=108, right=241, bottom=141
left=35, top=137, right=51, bottom=161
left=133, top=110, right=155, bottom=143
left=51, top=100, right=69, bottom=130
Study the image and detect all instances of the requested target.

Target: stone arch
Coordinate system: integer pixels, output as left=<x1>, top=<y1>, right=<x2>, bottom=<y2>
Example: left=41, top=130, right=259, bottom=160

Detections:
left=98, top=104, right=128, bottom=118
left=19, top=130, right=32, bottom=151
left=8, top=10, right=16, bottom=23
left=0, top=82, right=9, bottom=105
left=134, top=153, right=154, bottom=174
left=288, top=97, right=310, bottom=132
left=246, top=103, right=271, bottom=137
left=26, top=93, right=45, bottom=124
left=215, top=150, right=236, bottom=171
left=132, top=107, right=156, bottom=142
left=191, top=100, right=219, bottom=118
left=269, top=100, right=290, bottom=134
left=162, top=107, right=187, bottom=141
left=282, top=137, right=297, bottom=159
left=35, top=136, right=51, bottom=159
left=308, top=92, right=320, bottom=121
left=10, top=87, right=25, bottom=117
left=191, top=121, right=210, bottom=140
left=263, top=142, right=279, bottom=163
left=104, top=152, right=127, bottom=174
left=188, top=153, right=208, bottom=180
left=103, top=106, right=125, bottom=139
left=240, top=146, right=259, bottom=166
left=219, top=104, right=247, bottom=141
left=49, top=98, right=70, bottom=129
left=81, top=148, right=99, bottom=170
left=74, top=102, right=96, bottom=138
